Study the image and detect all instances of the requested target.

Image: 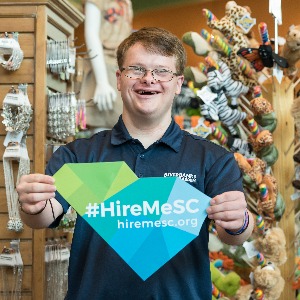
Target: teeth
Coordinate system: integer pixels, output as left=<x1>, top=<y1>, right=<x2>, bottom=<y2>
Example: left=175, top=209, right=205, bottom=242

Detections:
left=137, top=91, right=157, bottom=94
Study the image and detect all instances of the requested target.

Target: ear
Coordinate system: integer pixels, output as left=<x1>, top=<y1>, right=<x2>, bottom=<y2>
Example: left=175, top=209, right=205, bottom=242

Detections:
left=116, top=70, right=122, bottom=91
left=175, top=75, right=185, bottom=95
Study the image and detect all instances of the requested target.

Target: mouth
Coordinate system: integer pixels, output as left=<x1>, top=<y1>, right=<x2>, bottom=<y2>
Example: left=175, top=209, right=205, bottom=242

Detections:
left=135, top=89, right=161, bottom=96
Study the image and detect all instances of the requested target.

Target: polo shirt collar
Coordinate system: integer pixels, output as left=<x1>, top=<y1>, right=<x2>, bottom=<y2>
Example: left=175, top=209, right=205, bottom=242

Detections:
left=111, top=116, right=183, bottom=152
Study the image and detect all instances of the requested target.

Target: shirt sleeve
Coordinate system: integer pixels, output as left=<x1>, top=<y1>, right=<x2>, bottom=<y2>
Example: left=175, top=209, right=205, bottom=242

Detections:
left=204, top=151, right=244, bottom=197
left=45, top=144, right=78, bottom=220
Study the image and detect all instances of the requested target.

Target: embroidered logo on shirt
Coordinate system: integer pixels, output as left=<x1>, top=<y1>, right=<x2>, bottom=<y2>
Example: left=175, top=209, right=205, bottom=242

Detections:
left=164, top=172, right=197, bottom=183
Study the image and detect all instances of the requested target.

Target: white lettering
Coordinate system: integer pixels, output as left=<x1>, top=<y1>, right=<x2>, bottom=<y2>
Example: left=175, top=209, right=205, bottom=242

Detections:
left=173, top=199, right=185, bottom=214
left=161, top=203, right=172, bottom=214
left=98, top=198, right=199, bottom=218
left=143, top=200, right=159, bottom=215
left=100, top=202, right=115, bottom=217
left=186, top=199, right=199, bottom=213
left=130, top=204, right=142, bottom=216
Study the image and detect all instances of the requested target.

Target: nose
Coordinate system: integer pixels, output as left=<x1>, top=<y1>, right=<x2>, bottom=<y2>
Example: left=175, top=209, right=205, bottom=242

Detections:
left=141, top=70, right=155, bottom=83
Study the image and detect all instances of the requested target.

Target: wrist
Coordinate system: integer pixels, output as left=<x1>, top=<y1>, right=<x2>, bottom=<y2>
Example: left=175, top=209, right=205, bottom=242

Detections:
left=19, top=199, right=48, bottom=215
left=225, top=209, right=249, bottom=236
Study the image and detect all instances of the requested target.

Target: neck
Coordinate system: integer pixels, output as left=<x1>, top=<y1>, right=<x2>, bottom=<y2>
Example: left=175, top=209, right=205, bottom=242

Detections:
left=122, top=114, right=172, bottom=148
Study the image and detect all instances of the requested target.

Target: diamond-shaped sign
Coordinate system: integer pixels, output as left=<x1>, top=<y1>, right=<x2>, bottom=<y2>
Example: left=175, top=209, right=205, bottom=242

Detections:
left=54, top=162, right=211, bottom=280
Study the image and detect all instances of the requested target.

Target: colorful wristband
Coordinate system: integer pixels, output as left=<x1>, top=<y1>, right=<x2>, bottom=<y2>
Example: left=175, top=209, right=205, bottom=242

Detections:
left=225, top=209, right=249, bottom=236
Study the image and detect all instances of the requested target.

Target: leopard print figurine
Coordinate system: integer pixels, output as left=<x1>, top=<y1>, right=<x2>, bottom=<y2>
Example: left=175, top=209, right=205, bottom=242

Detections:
left=205, top=5, right=248, bottom=53
left=203, top=3, right=258, bottom=87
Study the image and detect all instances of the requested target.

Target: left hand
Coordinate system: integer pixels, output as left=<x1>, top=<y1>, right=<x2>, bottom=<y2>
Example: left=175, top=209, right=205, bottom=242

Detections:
left=206, top=191, right=247, bottom=231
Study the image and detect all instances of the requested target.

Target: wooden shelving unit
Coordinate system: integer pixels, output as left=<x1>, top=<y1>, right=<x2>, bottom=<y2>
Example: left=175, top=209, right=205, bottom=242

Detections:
left=0, top=1, right=83, bottom=299
left=263, top=76, right=296, bottom=300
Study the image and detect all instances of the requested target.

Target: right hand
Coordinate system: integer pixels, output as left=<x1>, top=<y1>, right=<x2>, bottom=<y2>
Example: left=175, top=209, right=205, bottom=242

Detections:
left=16, top=174, right=56, bottom=214
left=93, top=82, right=117, bottom=111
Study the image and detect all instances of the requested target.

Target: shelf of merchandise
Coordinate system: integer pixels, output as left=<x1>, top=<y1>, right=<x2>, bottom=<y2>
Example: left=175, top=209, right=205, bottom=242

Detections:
left=0, top=1, right=84, bottom=299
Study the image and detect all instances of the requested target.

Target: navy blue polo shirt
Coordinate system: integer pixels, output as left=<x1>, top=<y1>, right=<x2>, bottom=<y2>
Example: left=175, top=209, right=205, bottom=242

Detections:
left=46, top=116, right=243, bottom=300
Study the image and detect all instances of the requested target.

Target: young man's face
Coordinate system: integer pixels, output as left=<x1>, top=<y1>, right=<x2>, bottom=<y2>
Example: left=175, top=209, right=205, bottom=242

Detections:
left=116, top=43, right=184, bottom=122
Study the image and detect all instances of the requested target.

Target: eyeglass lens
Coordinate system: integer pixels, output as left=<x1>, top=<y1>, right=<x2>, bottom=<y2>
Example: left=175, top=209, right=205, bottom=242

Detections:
left=123, top=67, right=174, bottom=82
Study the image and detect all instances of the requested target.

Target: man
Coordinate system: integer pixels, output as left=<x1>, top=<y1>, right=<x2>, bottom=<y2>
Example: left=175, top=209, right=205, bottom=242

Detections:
left=17, top=27, right=253, bottom=299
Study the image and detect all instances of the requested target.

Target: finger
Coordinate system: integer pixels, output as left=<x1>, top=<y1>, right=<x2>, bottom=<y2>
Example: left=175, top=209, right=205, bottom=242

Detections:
left=102, top=98, right=108, bottom=111
left=20, top=181, right=56, bottom=194
left=215, top=219, right=244, bottom=231
left=207, top=209, right=244, bottom=222
left=211, top=191, right=245, bottom=205
left=17, top=174, right=56, bottom=204
left=20, top=191, right=56, bottom=205
left=207, top=200, right=245, bottom=215
left=20, top=174, right=54, bottom=184
left=107, top=97, right=113, bottom=110
left=92, top=97, right=98, bottom=105
left=97, top=101, right=103, bottom=111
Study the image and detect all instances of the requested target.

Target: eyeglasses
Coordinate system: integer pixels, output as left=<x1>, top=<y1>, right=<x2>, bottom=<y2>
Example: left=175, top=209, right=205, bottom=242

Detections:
left=120, top=66, right=179, bottom=82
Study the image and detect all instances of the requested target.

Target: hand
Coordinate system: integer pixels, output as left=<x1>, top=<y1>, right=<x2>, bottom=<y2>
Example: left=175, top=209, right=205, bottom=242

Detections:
left=93, top=83, right=117, bottom=111
left=206, top=191, right=247, bottom=231
left=16, top=174, right=56, bottom=215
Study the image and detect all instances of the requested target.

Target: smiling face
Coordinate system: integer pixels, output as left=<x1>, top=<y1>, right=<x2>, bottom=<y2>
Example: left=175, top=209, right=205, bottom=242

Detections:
left=116, top=43, right=184, bottom=125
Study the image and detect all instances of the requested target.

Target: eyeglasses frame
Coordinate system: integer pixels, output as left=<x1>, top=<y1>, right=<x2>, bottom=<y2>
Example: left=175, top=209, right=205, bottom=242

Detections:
left=120, top=66, right=180, bottom=82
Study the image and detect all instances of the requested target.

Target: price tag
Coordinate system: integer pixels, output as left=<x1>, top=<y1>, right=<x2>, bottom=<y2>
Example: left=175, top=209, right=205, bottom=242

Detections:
left=237, top=15, right=256, bottom=34
left=191, top=117, right=212, bottom=138
left=68, top=48, right=76, bottom=74
left=3, top=132, right=23, bottom=147
left=3, top=92, right=25, bottom=106
left=243, top=240, right=259, bottom=258
left=197, top=86, right=217, bottom=104
left=0, top=254, right=15, bottom=267
left=0, top=38, right=15, bottom=49
left=60, top=248, right=70, bottom=261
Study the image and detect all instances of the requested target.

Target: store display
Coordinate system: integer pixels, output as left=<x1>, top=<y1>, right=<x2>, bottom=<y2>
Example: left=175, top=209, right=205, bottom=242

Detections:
left=0, top=0, right=85, bottom=298
left=249, top=96, right=277, bottom=132
left=75, top=99, right=87, bottom=132
left=0, top=240, right=23, bottom=299
left=252, top=264, right=285, bottom=299
left=79, top=0, right=133, bottom=129
left=45, top=240, right=70, bottom=300
left=1, top=85, right=32, bottom=136
left=202, top=4, right=257, bottom=87
left=197, top=63, right=248, bottom=136
left=47, top=91, right=77, bottom=140
left=210, top=261, right=241, bottom=297
left=281, top=24, right=300, bottom=76
left=46, top=39, right=76, bottom=80
left=178, top=1, right=295, bottom=298
left=254, top=227, right=287, bottom=266
left=0, top=32, right=23, bottom=71
left=1, top=85, right=32, bottom=232
left=3, top=142, right=30, bottom=232
left=237, top=22, right=288, bottom=72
